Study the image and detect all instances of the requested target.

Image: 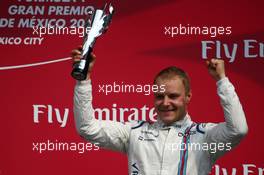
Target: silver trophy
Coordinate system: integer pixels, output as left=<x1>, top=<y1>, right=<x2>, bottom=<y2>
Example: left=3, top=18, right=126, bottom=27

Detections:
left=71, top=3, right=114, bottom=80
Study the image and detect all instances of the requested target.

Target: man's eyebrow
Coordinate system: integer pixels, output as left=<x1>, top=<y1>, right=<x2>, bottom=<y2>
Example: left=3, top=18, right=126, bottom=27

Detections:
left=154, top=92, right=180, bottom=96
left=168, top=93, right=180, bottom=97
left=154, top=92, right=164, bottom=97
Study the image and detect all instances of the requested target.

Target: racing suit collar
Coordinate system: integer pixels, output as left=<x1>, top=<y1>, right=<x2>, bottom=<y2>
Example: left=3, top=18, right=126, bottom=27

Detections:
left=156, top=113, right=192, bottom=129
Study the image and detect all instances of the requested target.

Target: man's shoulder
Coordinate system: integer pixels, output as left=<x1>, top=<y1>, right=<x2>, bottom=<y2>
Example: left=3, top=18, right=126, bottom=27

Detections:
left=122, top=120, right=152, bottom=130
left=130, top=120, right=150, bottom=130
left=194, top=122, right=219, bottom=134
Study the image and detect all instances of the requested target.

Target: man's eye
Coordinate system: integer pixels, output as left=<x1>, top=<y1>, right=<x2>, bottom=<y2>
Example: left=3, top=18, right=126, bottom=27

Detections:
left=169, top=94, right=179, bottom=99
left=155, top=95, right=164, bottom=99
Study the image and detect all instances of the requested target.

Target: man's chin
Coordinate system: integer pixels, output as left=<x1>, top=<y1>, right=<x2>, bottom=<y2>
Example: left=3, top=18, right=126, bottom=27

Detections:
left=159, top=113, right=185, bottom=125
left=160, top=115, right=176, bottom=125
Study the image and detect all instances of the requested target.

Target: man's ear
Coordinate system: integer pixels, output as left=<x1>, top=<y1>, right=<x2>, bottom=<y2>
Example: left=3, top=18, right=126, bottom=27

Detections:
left=186, top=91, right=192, bottom=104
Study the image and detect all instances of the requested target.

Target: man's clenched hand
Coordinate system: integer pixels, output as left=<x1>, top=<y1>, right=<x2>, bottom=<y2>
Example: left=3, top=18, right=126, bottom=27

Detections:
left=206, top=59, right=226, bottom=81
left=71, top=46, right=96, bottom=80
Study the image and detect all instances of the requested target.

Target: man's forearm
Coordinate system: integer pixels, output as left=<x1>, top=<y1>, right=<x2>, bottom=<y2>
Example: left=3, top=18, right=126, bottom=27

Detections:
left=73, top=79, right=97, bottom=136
left=217, top=77, right=248, bottom=137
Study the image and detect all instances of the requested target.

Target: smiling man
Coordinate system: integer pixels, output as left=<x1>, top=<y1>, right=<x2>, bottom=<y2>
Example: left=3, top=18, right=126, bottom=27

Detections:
left=72, top=49, right=248, bottom=175
left=153, top=67, right=192, bottom=125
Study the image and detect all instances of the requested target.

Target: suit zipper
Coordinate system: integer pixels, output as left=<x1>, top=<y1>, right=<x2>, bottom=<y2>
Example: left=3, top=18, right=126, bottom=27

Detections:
left=160, top=128, right=170, bottom=175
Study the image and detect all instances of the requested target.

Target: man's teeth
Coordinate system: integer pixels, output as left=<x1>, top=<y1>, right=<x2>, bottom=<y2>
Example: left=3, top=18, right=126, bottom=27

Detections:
left=161, top=109, right=175, bottom=111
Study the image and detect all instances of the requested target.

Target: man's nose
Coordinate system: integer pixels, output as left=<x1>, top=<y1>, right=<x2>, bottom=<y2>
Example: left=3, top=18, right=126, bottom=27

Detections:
left=162, top=96, right=170, bottom=106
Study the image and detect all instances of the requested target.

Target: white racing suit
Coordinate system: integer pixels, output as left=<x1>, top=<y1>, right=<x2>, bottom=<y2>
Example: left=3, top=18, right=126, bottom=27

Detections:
left=73, top=77, right=248, bottom=175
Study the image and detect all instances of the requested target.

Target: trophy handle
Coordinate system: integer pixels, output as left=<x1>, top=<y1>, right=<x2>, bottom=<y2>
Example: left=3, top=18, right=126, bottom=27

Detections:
left=71, top=47, right=93, bottom=81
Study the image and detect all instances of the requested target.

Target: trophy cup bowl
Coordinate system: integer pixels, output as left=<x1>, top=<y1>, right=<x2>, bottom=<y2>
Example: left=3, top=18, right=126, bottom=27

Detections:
left=71, top=3, right=114, bottom=81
